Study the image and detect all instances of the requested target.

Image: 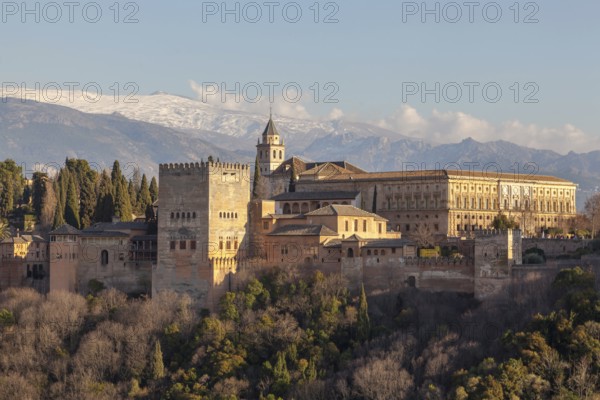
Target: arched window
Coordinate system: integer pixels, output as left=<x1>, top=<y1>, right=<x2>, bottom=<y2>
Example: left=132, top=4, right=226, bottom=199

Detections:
left=260, top=151, right=263, bottom=158
left=367, top=250, right=371, bottom=256
left=170, top=212, right=174, bottom=219
left=273, top=150, right=277, bottom=158
left=301, top=203, right=309, bottom=213
left=347, top=248, right=354, bottom=258
left=101, top=250, right=109, bottom=266
left=354, top=219, right=358, bottom=231
left=193, top=212, right=196, bottom=218
left=219, top=212, right=222, bottom=218
left=235, top=212, right=238, bottom=218
left=279, top=150, right=282, bottom=159
left=374, top=250, right=379, bottom=256
left=283, top=203, right=291, bottom=214
left=292, top=203, right=300, bottom=213
left=176, top=212, right=180, bottom=219
left=187, top=212, right=191, bottom=218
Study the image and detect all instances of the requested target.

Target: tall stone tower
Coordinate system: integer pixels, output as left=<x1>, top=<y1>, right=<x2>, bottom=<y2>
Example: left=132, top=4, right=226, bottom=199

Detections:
left=256, top=113, right=285, bottom=176
left=156, top=161, right=250, bottom=311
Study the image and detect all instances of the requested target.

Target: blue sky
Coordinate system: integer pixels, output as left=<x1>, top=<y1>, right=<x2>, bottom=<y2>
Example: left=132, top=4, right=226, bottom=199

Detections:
left=1, top=0, right=598, bottom=152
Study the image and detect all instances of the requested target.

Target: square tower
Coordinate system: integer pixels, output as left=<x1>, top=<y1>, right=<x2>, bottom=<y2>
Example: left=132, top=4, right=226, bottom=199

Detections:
left=156, top=161, right=250, bottom=311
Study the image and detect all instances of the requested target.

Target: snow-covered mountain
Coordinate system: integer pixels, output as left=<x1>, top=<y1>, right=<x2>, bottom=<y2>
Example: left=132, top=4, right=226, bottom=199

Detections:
left=2, top=91, right=600, bottom=211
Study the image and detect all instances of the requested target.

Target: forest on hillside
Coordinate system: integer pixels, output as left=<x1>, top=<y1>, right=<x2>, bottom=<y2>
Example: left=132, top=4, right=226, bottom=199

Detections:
left=0, top=267, right=598, bottom=399
left=0, top=158, right=158, bottom=234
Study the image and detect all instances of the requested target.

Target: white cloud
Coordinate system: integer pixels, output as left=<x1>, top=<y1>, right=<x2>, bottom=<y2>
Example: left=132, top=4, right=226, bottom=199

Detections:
left=376, top=105, right=597, bottom=154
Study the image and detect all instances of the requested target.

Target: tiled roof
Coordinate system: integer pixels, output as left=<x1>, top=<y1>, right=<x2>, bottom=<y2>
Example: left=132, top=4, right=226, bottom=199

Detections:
left=81, top=230, right=129, bottom=238
left=49, top=224, right=81, bottom=235
left=361, top=239, right=414, bottom=248
left=87, top=222, right=149, bottom=231
left=267, top=214, right=305, bottom=220
left=267, top=224, right=338, bottom=237
left=297, top=169, right=574, bottom=184
left=305, top=205, right=387, bottom=221
left=262, top=117, right=280, bottom=137
left=271, top=191, right=360, bottom=201
left=271, top=157, right=366, bottom=177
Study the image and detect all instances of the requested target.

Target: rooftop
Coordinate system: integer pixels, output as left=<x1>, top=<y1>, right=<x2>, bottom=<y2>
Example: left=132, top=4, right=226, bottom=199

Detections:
left=267, top=224, right=338, bottom=237
left=271, top=191, right=360, bottom=201
left=49, top=224, right=81, bottom=236
left=305, top=204, right=387, bottom=221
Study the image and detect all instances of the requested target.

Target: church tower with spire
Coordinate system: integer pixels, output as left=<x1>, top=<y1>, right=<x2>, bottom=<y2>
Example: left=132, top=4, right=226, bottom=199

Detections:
left=256, top=111, right=285, bottom=176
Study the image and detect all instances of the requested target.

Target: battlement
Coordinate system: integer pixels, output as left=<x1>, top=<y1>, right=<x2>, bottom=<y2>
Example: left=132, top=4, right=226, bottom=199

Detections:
left=460, top=229, right=521, bottom=239
left=159, top=161, right=250, bottom=173
left=403, top=256, right=474, bottom=267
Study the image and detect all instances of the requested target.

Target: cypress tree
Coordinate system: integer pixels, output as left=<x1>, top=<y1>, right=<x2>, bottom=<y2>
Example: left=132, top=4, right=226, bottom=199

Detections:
left=95, top=171, right=114, bottom=223
left=289, top=160, right=296, bottom=193
left=52, top=197, right=65, bottom=229
left=111, top=160, right=122, bottom=186
left=64, top=176, right=81, bottom=229
left=79, top=171, right=97, bottom=228
left=150, top=340, right=165, bottom=380
left=372, top=185, right=378, bottom=213
left=252, top=155, right=261, bottom=199
left=127, top=179, right=138, bottom=214
left=137, top=174, right=152, bottom=214
left=31, top=172, right=47, bottom=220
left=357, top=284, right=370, bottom=342
left=114, top=176, right=133, bottom=222
left=149, top=177, right=158, bottom=203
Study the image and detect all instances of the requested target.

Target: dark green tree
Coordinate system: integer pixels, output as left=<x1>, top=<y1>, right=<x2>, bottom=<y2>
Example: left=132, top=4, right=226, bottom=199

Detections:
left=137, top=174, right=152, bottom=215
left=113, top=176, right=133, bottom=222
left=493, top=212, right=518, bottom=230
left=149, top=176, right=158, bottom=203
left=64, top=176, right=81, bottom=229
left=357, top=284, right=371, bottom=341
left=52, top=197, right=65, bottom=229
left=253, top=155, right=261, bottom=199
left=95, top=171, right=114, bottom=223
left=31, top=172, right=48, bottom=220
left=372, top=185, right=378, bottom=213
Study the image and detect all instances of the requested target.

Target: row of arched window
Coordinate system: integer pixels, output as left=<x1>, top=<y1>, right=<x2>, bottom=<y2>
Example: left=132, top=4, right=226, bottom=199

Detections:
left=219, top=212, right=239, bottom=219
left=170, top=211, right=197, bottom=219
left=259, top=150, right=283, bottom=160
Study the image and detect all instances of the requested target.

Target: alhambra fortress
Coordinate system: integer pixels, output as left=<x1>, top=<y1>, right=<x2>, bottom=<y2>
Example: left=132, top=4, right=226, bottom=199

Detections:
left=1, top=116, right=594, bottom=311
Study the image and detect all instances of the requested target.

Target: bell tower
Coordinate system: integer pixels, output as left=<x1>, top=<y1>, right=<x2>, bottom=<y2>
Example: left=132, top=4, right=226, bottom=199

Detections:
left=256, top=110, right=285, bottom=176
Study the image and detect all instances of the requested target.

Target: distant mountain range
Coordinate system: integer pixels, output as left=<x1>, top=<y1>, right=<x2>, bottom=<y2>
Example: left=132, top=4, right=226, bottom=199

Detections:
left=1, top=92, right=598, bottom=210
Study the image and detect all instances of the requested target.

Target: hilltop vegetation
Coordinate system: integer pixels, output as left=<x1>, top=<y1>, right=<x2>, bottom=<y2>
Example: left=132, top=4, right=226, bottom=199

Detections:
left=0, top=266, right=598, bottom=399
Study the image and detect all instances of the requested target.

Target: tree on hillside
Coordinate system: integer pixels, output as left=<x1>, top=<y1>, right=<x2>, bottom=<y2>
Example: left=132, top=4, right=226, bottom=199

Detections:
left=357, top=284, right=370, bottom=342
left=31, top=172, right=48, bottom=220
left=137, top=174, right=152, bottom=215
left=64, top=176, right=81, bottom=229
left=95, top=171, right=114, bottom=223
left=149, top=177, right=158, bottom=203
left=40, top=180, right=57, bottom=231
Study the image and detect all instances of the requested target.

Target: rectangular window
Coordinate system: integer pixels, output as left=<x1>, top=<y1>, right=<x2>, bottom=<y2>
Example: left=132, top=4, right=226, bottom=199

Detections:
left=363, top=220, right=367, bottom=232
left=170, top=241, right=176, bottom=250
left=263, top=221, right=269, bottom=230
left=180, top=240, right=186, bottom=250
left=190, top=240, right=197, bottom=250
left=378, top=223, right=382, bottom=234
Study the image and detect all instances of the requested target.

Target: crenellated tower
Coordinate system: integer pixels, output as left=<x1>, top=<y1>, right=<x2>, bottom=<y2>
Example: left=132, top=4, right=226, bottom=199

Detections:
left=256, top=112, right=285, bottom=176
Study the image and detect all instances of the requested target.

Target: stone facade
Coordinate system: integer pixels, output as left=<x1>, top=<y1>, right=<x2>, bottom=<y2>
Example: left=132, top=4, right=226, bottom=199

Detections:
left=292, top=170, right=577, bottom=238
left=156, top=161, right=250, bottom=311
